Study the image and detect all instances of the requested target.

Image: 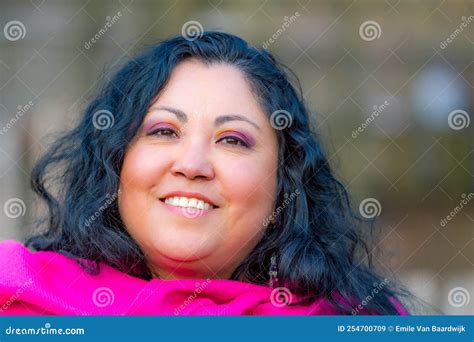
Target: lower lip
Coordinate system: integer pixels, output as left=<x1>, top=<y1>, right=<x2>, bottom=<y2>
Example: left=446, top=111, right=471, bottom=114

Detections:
left=160, top=200, right=216, bottom=218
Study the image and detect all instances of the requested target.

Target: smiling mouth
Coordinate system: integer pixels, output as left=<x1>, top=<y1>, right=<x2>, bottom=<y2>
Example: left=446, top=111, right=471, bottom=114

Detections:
left=158, top=198, right=218, bottom=219
left=159, top=196, right=219, bottom=210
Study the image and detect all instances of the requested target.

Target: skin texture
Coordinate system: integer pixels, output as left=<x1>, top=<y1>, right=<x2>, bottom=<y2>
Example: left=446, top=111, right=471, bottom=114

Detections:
left=118, top=58, right=278, bottom=280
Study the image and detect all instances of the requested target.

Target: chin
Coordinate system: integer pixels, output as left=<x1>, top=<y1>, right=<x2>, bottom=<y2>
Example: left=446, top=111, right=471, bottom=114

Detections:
left=150, top=230, right=217, bottom=263
left=137, top=217, right=225, bottom=276
left=149, top=244, right=219, bottom=280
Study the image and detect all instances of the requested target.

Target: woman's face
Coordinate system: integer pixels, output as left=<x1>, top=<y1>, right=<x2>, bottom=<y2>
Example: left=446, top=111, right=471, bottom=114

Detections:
left=118, top=58, right=278, bottom=280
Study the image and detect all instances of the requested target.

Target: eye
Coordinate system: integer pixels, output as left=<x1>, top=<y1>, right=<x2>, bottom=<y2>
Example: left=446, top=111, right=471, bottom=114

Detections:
left=149, top=127, right=179, bottom=138
left=217, top=136, right=249, bottom=148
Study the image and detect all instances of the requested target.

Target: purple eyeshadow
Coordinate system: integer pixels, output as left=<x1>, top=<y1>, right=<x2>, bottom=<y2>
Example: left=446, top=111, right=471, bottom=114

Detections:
left=143, top=121, right=174, bottom=135
left=224, top=131, right=256, bottom=147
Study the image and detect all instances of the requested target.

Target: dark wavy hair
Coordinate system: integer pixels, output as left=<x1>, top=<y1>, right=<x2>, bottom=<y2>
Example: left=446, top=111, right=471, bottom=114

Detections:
left=27, top=31, right=410, bottom=315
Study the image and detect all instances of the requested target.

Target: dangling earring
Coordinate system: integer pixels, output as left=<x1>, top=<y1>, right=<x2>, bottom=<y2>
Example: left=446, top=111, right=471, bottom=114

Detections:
left=269, top=254, right=278, bottom=288
left=268, top=216, right=276, bottom=229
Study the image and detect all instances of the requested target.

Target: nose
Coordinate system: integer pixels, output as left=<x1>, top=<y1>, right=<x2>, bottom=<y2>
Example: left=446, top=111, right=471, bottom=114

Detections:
left=170, top=137, right=215, bottom=181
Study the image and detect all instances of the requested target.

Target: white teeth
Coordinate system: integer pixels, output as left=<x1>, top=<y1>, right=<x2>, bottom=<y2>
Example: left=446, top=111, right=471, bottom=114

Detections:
left=196, top=200, right=204, bottom=210
left=178, top=197, right=188, bottom=207
left=164, top=196, right=214, bottom=210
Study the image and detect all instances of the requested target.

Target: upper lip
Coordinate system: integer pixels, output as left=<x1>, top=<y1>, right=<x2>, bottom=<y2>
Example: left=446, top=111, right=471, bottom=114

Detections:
left=160, top=191, right=219, bottom=207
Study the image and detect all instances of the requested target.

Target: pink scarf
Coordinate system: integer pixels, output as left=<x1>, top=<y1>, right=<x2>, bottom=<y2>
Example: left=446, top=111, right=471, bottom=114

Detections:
left=0, top=240, right=407, bottom=315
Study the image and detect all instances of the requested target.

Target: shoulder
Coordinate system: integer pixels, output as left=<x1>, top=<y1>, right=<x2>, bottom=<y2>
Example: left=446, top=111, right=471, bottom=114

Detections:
left=0, top=240, right=145, bottom=315
left=0, top=239, right=81, bottom=288
left=0, top=240, right=33, bottom=286
left=0, top=239, right=26, bottom=254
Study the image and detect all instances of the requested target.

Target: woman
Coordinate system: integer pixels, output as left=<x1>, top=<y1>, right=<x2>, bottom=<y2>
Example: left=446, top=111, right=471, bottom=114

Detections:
left=0, top=31, right=409, bottom=315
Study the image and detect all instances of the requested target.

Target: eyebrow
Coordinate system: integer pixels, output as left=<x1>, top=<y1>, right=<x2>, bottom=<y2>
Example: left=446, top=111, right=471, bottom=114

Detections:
left=150, top=106, right=261, bottom=131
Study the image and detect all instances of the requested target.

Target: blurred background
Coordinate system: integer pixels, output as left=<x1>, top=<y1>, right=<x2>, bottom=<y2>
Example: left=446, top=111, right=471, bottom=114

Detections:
left=0, top=0, right=472, bottom=315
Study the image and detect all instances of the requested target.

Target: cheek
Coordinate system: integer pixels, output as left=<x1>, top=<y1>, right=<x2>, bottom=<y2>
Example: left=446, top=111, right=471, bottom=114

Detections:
left=216, top=155, right=278, bottom=266
left=120, top=145, right=170, bottom=190
left=118, top=145, right=171, bottom=227
left=218, top=153, right=278, bottom=217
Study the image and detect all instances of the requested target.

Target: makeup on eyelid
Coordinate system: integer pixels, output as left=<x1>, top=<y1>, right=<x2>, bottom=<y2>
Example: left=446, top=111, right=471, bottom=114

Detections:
left=142, top=120, right=256, bottom=147
left=143, top=121, right=177, bottom=135
left=215, top=129, right=255, bottom=147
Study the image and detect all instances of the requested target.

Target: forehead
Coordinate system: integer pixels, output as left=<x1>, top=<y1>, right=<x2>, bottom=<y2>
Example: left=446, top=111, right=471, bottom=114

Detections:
left=153, top=59, right=265, bottom=121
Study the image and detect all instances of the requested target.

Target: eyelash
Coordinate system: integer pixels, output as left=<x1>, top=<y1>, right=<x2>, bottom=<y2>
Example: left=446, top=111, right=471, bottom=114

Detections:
left=216, top=136, right=249, bottom=148
left=149, top=128, right=250, bottom=148
left=150, top=128, right=177, bottom=138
